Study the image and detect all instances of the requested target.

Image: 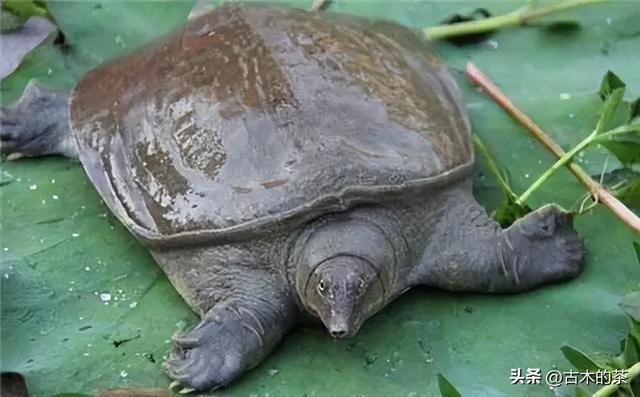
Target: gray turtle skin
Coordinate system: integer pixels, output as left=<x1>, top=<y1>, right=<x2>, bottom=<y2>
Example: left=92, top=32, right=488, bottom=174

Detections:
left=0, top=4, right=585, bottom=392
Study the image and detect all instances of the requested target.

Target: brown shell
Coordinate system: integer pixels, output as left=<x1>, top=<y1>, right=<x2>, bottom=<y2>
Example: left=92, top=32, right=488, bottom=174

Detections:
left=69, top=4, right=473, bottom=247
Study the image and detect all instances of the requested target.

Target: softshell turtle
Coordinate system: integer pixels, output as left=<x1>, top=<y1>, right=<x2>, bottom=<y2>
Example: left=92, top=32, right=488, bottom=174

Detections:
left=0, top=3, right=585, bottom=392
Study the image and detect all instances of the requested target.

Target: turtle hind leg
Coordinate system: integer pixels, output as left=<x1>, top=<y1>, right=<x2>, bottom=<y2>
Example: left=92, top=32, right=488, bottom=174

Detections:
left=1, top=80, right=77, bottom=159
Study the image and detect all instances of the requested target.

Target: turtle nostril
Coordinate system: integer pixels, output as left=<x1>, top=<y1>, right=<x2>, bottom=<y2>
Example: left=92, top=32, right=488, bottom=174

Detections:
left=330, top=329, right=347, bottom=338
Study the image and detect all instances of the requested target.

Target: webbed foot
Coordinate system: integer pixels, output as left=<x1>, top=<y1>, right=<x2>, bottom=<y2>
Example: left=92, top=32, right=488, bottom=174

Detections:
left=0, top=80, right=75, bottom=158
left=505, top=204, right=585, bottom=286
left=164, top=300, right=293, bottom=392
left=164, top=308, right=252, bottom=391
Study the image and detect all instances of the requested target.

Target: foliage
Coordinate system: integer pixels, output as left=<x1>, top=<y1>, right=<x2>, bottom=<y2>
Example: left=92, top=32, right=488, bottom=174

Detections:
left=481, top=70, right=640, bottom=227
left=559, top=243, right=640, bottom=397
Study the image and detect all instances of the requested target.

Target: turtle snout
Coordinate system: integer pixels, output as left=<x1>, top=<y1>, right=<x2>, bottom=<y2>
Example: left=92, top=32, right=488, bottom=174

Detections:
left=325, top=312, right=359, bottom=339
left=328, top=321, right=349, bottom=339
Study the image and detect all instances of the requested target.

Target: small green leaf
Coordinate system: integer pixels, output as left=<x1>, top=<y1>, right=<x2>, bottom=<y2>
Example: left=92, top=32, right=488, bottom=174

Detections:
left=561, top=345, right=602, bottom=371
left=600, top=130, right=640, bottom=166
left=1, top=0, right=49, bottom=17
left=599, top=71, right=626, bottom=101
left=628, top=318, right=640, bottom=345
left=598, top=169, right=640, bottom=210
left=437, top=374, right=462, bottom=397
left=629, top=98, right=640, bottom=124
left=623, top=335, right=640, bottom=367
left=0, top=7, right=28, bottom=31
left=615, top=180, right=640, bottom=210
left=473, top=133, right=531, bottom=226
left=492, top=198, right=532, bottom=228
left=620, top=292, right=640, bottom=323
left=596, top=71, right=627, bottom=134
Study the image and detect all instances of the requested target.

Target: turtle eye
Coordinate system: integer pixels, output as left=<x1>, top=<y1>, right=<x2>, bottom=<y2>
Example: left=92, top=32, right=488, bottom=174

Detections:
left=317, top=279, right=326, bottom=295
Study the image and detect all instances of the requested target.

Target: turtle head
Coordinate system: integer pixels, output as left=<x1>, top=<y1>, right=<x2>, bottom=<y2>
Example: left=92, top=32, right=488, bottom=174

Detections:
left=304, top=255, right=384, bottom=338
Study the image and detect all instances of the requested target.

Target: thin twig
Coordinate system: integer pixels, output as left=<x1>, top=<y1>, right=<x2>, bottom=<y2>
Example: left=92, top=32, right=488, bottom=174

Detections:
left=465, top=62, right=640, bottom=235
left=424, top=0, right=609, bottom=40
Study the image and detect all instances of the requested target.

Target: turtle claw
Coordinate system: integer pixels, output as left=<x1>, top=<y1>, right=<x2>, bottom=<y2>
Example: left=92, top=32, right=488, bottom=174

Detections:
left=163, top=309, right=250, bottom=391
left=172, top=333, right=200, bottom=348
left=168, top=380, right=196, bottom=395
left=0, top=81, right=73, bottom=158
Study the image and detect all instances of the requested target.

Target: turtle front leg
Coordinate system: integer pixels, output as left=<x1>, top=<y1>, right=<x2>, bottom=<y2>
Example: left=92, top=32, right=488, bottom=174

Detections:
left=1, top=80, right=77, bottom=159
left=164, top=270, right=297, bottom=392
left=414, top=186, right=585, bottom=293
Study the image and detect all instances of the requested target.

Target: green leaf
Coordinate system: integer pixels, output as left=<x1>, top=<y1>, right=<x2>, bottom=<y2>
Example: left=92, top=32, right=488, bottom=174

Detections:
left=0, top=8, right=28, bottom=31
left=616, top=180, right=640, bottom=210
left=600, top=168, right=640, bottom=210
left=596, top=71, right=627, bottom=134
left=635, top=241, right=640, bottom=262
left=630, top=98, right=640, bottom=124
left=437, top=374, right=462, bottom=397
left=623, top=335, right=640, bottom=367
left=600, top=130, right=640, bottom=167
left=472, top=133, right=518, bottom=202
left=561, top=345, right=603, bottom=371
left=629, top=318, right=640, bottom=346
left=492, top=198, right=532, bottom=228
left=473, top=133, right=532, bottom=227
left=599, top=70, right=626, bottom=101
left=1, top=0, right=49, bottom=17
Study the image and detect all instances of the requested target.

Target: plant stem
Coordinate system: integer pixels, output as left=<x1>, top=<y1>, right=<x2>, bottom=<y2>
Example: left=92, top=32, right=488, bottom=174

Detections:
left=472, top=134, right=518, bottom=200
left=424, top=0, right=609, bottom=40
left=592, top=362, right=640, bottom=397
left=593, top=123, right=640, bottom=142
left=517, top=123, right=640, bottom=203
left=516, top=131, right=595, bottom=205
left=465, top=62, right=640, bottom=235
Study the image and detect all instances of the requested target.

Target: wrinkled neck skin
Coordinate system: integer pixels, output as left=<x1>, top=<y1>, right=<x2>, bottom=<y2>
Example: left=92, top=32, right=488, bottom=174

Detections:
left=290, top=206, right=407, bottom=338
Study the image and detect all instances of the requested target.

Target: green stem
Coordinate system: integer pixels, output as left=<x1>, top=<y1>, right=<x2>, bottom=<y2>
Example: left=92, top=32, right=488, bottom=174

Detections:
left=592, top=362, right=640, bottom=397
left=592, top=122, right=640, bottom=143
left=424, top=0, right=609, bottom=40
left=516, top=122, right=639, bottom=205
left=516, top=130, right=596, bottom=205
left=472, top=134, right=518, bottom=200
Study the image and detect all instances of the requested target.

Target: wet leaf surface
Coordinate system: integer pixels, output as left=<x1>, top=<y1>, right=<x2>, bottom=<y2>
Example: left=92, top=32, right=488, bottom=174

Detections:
left=1, top=1, right=640, bottom=396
